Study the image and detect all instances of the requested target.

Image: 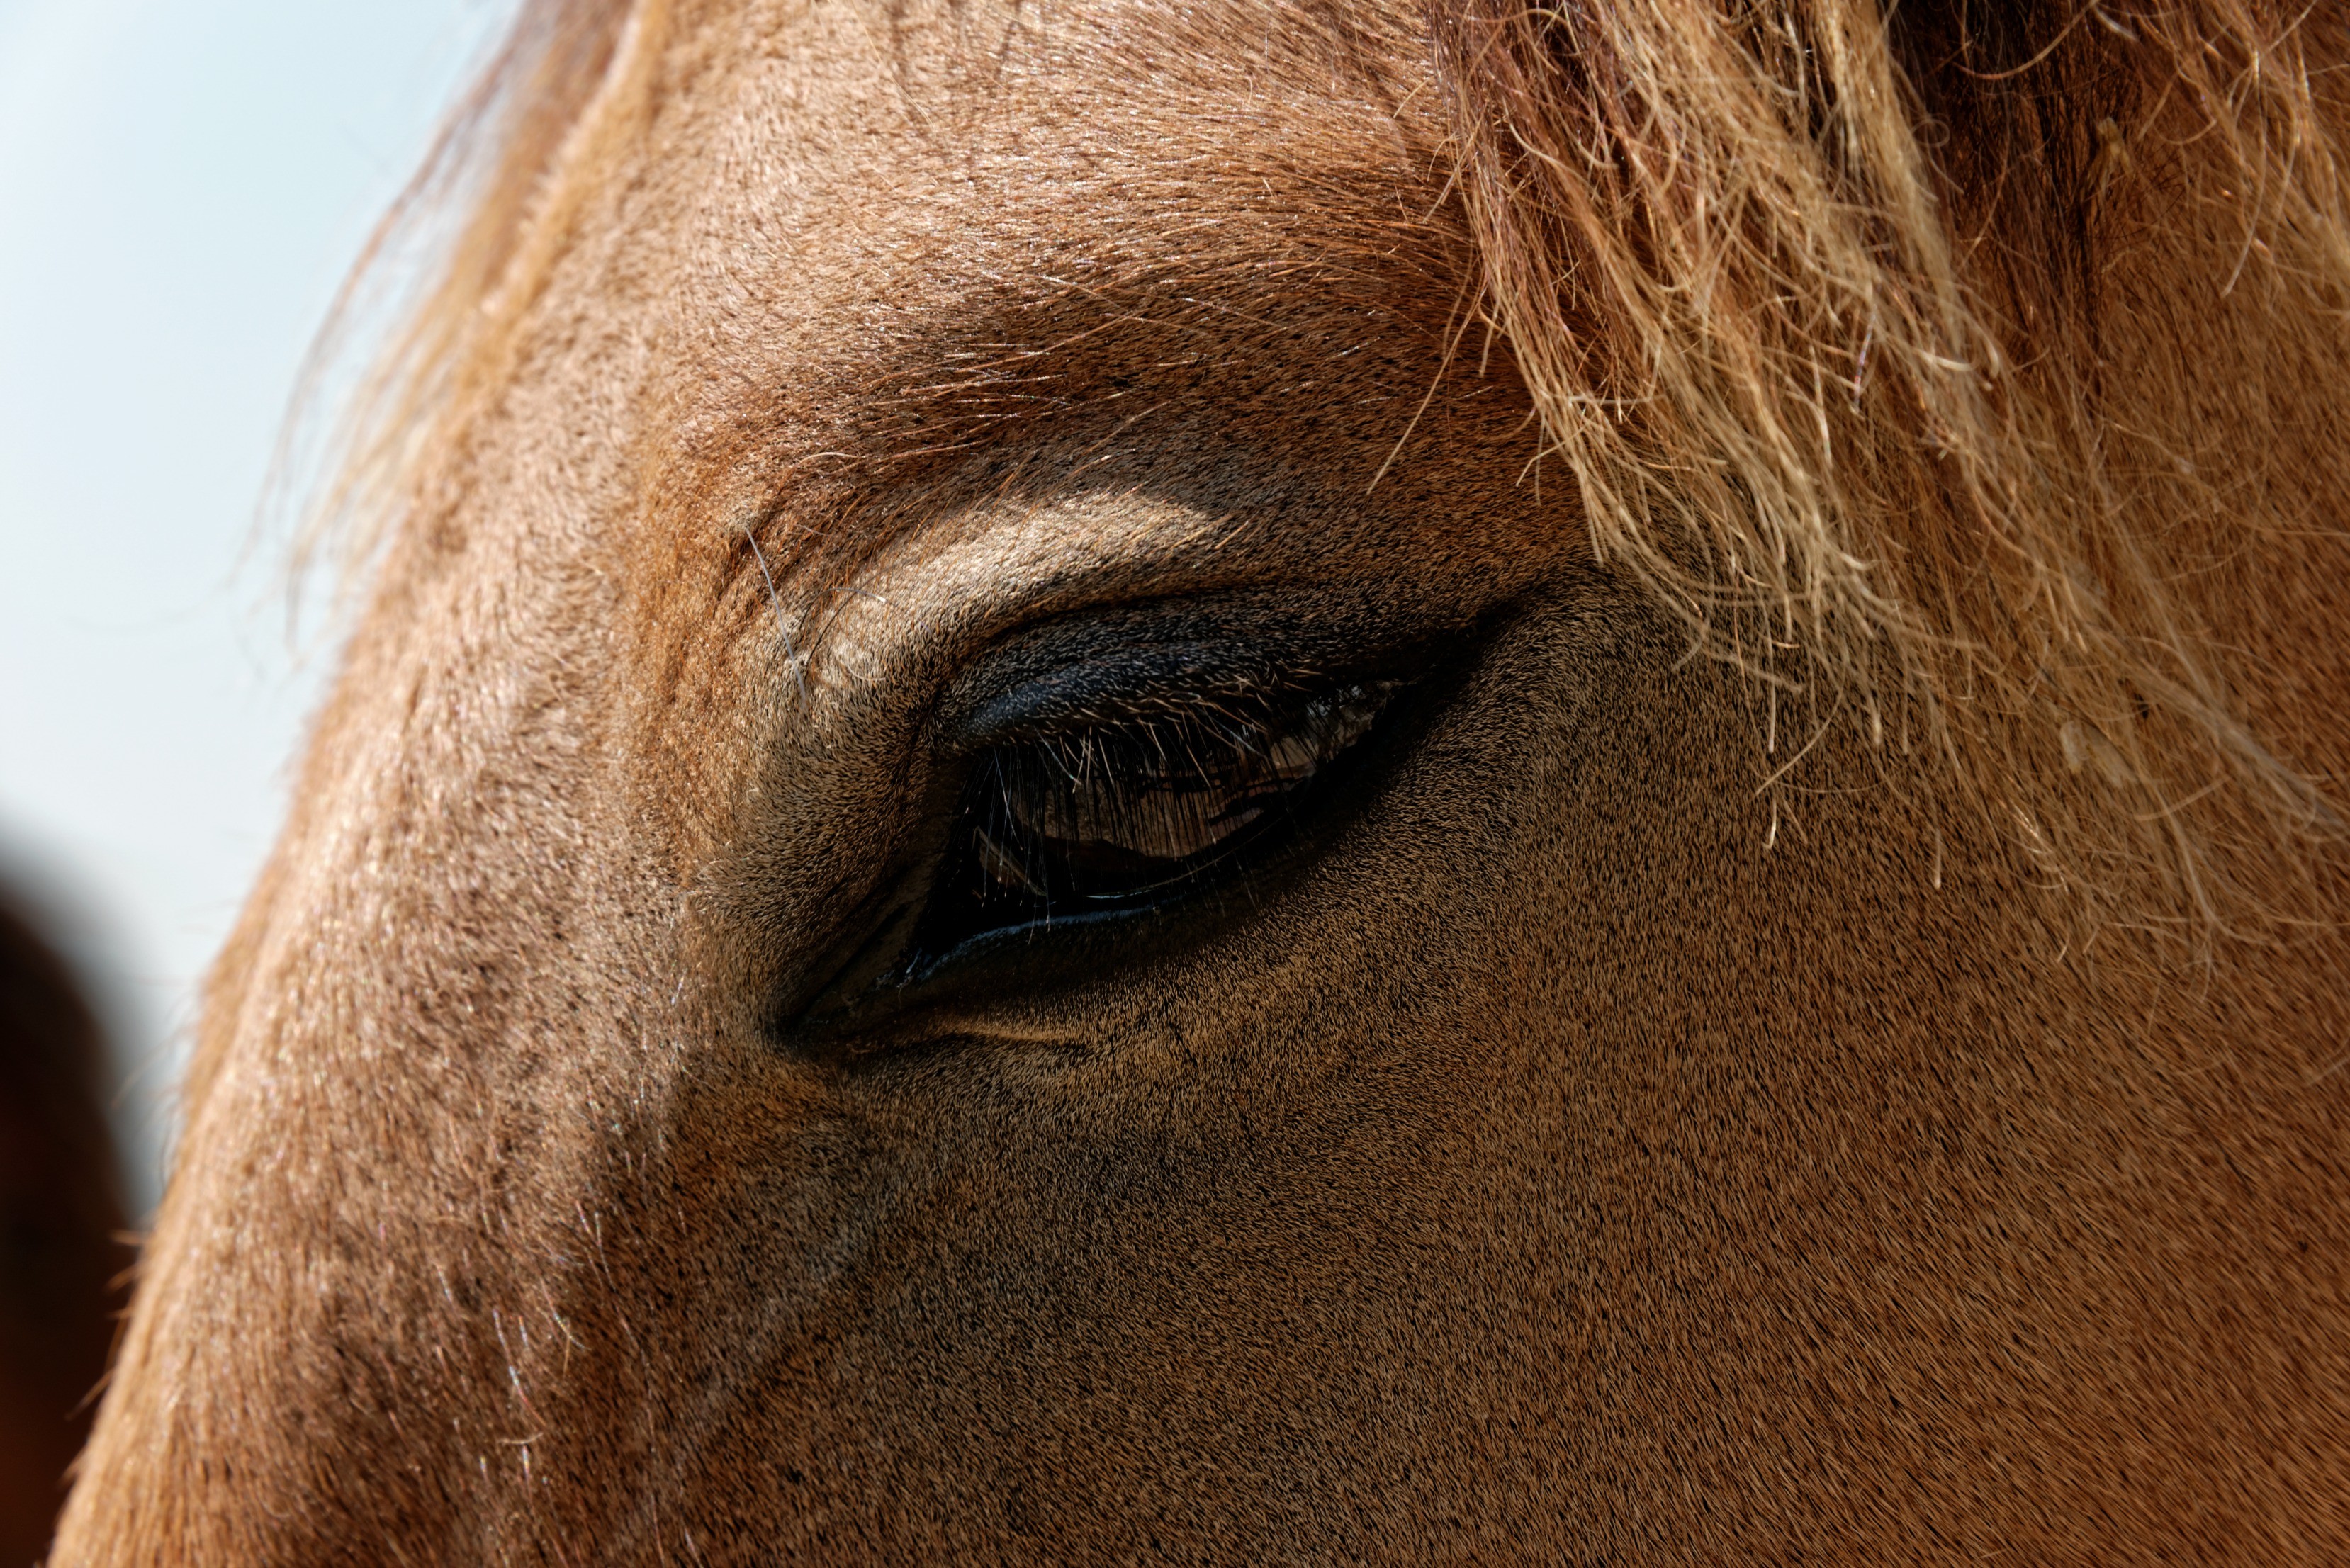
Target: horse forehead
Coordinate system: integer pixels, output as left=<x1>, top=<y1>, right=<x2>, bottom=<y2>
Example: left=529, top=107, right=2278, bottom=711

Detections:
left=642, top=0, right=1438, bottom=329
left=428, top=0, right=1478, bottom=731
left=495, top=0, right=1470, bottom=604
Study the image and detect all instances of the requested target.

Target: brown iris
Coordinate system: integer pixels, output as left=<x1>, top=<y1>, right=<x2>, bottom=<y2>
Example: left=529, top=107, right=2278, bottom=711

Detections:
left=907, top=679, right=1399, bottom=964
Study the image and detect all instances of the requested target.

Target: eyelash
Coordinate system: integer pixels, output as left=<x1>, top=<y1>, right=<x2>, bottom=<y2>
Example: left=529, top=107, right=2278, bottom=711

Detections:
left=896, top=678, right=1401, bottom=976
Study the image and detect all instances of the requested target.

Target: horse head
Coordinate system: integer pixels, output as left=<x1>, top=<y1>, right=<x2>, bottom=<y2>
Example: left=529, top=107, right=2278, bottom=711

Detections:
left=55, top=0, right=2350, bottom=1559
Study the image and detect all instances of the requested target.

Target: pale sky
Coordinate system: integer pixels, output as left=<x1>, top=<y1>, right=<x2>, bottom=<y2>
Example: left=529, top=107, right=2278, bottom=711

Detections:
left=0, top=0, right=515, bottom=1215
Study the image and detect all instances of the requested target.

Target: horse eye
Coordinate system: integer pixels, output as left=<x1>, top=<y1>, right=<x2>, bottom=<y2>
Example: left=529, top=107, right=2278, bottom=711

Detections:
left=903, top=679, right=1400, bottom=969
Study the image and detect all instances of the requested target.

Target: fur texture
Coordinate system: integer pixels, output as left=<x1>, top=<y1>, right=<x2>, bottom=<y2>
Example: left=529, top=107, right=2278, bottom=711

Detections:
left=53, top=1, right=2350, bottom=1561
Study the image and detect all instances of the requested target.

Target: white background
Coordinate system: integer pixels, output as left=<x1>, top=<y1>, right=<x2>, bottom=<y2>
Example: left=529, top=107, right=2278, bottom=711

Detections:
left=0, top=0, right=515, bottom=1216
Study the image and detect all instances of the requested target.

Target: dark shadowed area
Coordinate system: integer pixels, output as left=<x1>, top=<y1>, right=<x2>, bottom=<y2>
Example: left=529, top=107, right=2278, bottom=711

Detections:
left=0, top=888, right=124, bottom=1564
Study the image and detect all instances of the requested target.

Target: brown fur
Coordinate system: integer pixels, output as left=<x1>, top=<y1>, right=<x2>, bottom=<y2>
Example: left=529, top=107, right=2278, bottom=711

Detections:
left=54, top=0, right=2350, bottom=1561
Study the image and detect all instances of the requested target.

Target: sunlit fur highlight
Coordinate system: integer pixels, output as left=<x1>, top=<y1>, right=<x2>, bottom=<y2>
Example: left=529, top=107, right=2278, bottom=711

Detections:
left=56, top=2, right=2350, bottom=1558
left=1434, top=0, right=2350, bottom=932
left=311, top=0, right=2350, bottom=926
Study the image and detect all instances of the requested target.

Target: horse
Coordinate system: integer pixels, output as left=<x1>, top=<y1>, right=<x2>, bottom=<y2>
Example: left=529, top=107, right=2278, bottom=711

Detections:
left=51, top=0, right=2350, bottom=1559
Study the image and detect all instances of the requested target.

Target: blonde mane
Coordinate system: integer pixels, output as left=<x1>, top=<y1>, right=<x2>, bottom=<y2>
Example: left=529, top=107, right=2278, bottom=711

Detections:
left=1435, top=0, right=2350, bottom=935
left=321, top=0, right=2350, bottom=931
left=57, top=6, right=2350, bottom=1555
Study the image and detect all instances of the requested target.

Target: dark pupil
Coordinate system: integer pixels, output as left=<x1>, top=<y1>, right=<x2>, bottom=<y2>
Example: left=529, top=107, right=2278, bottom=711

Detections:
left=918, top=679, right=1395, bottom=957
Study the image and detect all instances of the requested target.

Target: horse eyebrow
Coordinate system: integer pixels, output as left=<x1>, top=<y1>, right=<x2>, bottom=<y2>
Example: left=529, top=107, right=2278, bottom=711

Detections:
left=775, top=205, right=1468, bottom=480
left=325, top=0, right=2350, bottom=940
